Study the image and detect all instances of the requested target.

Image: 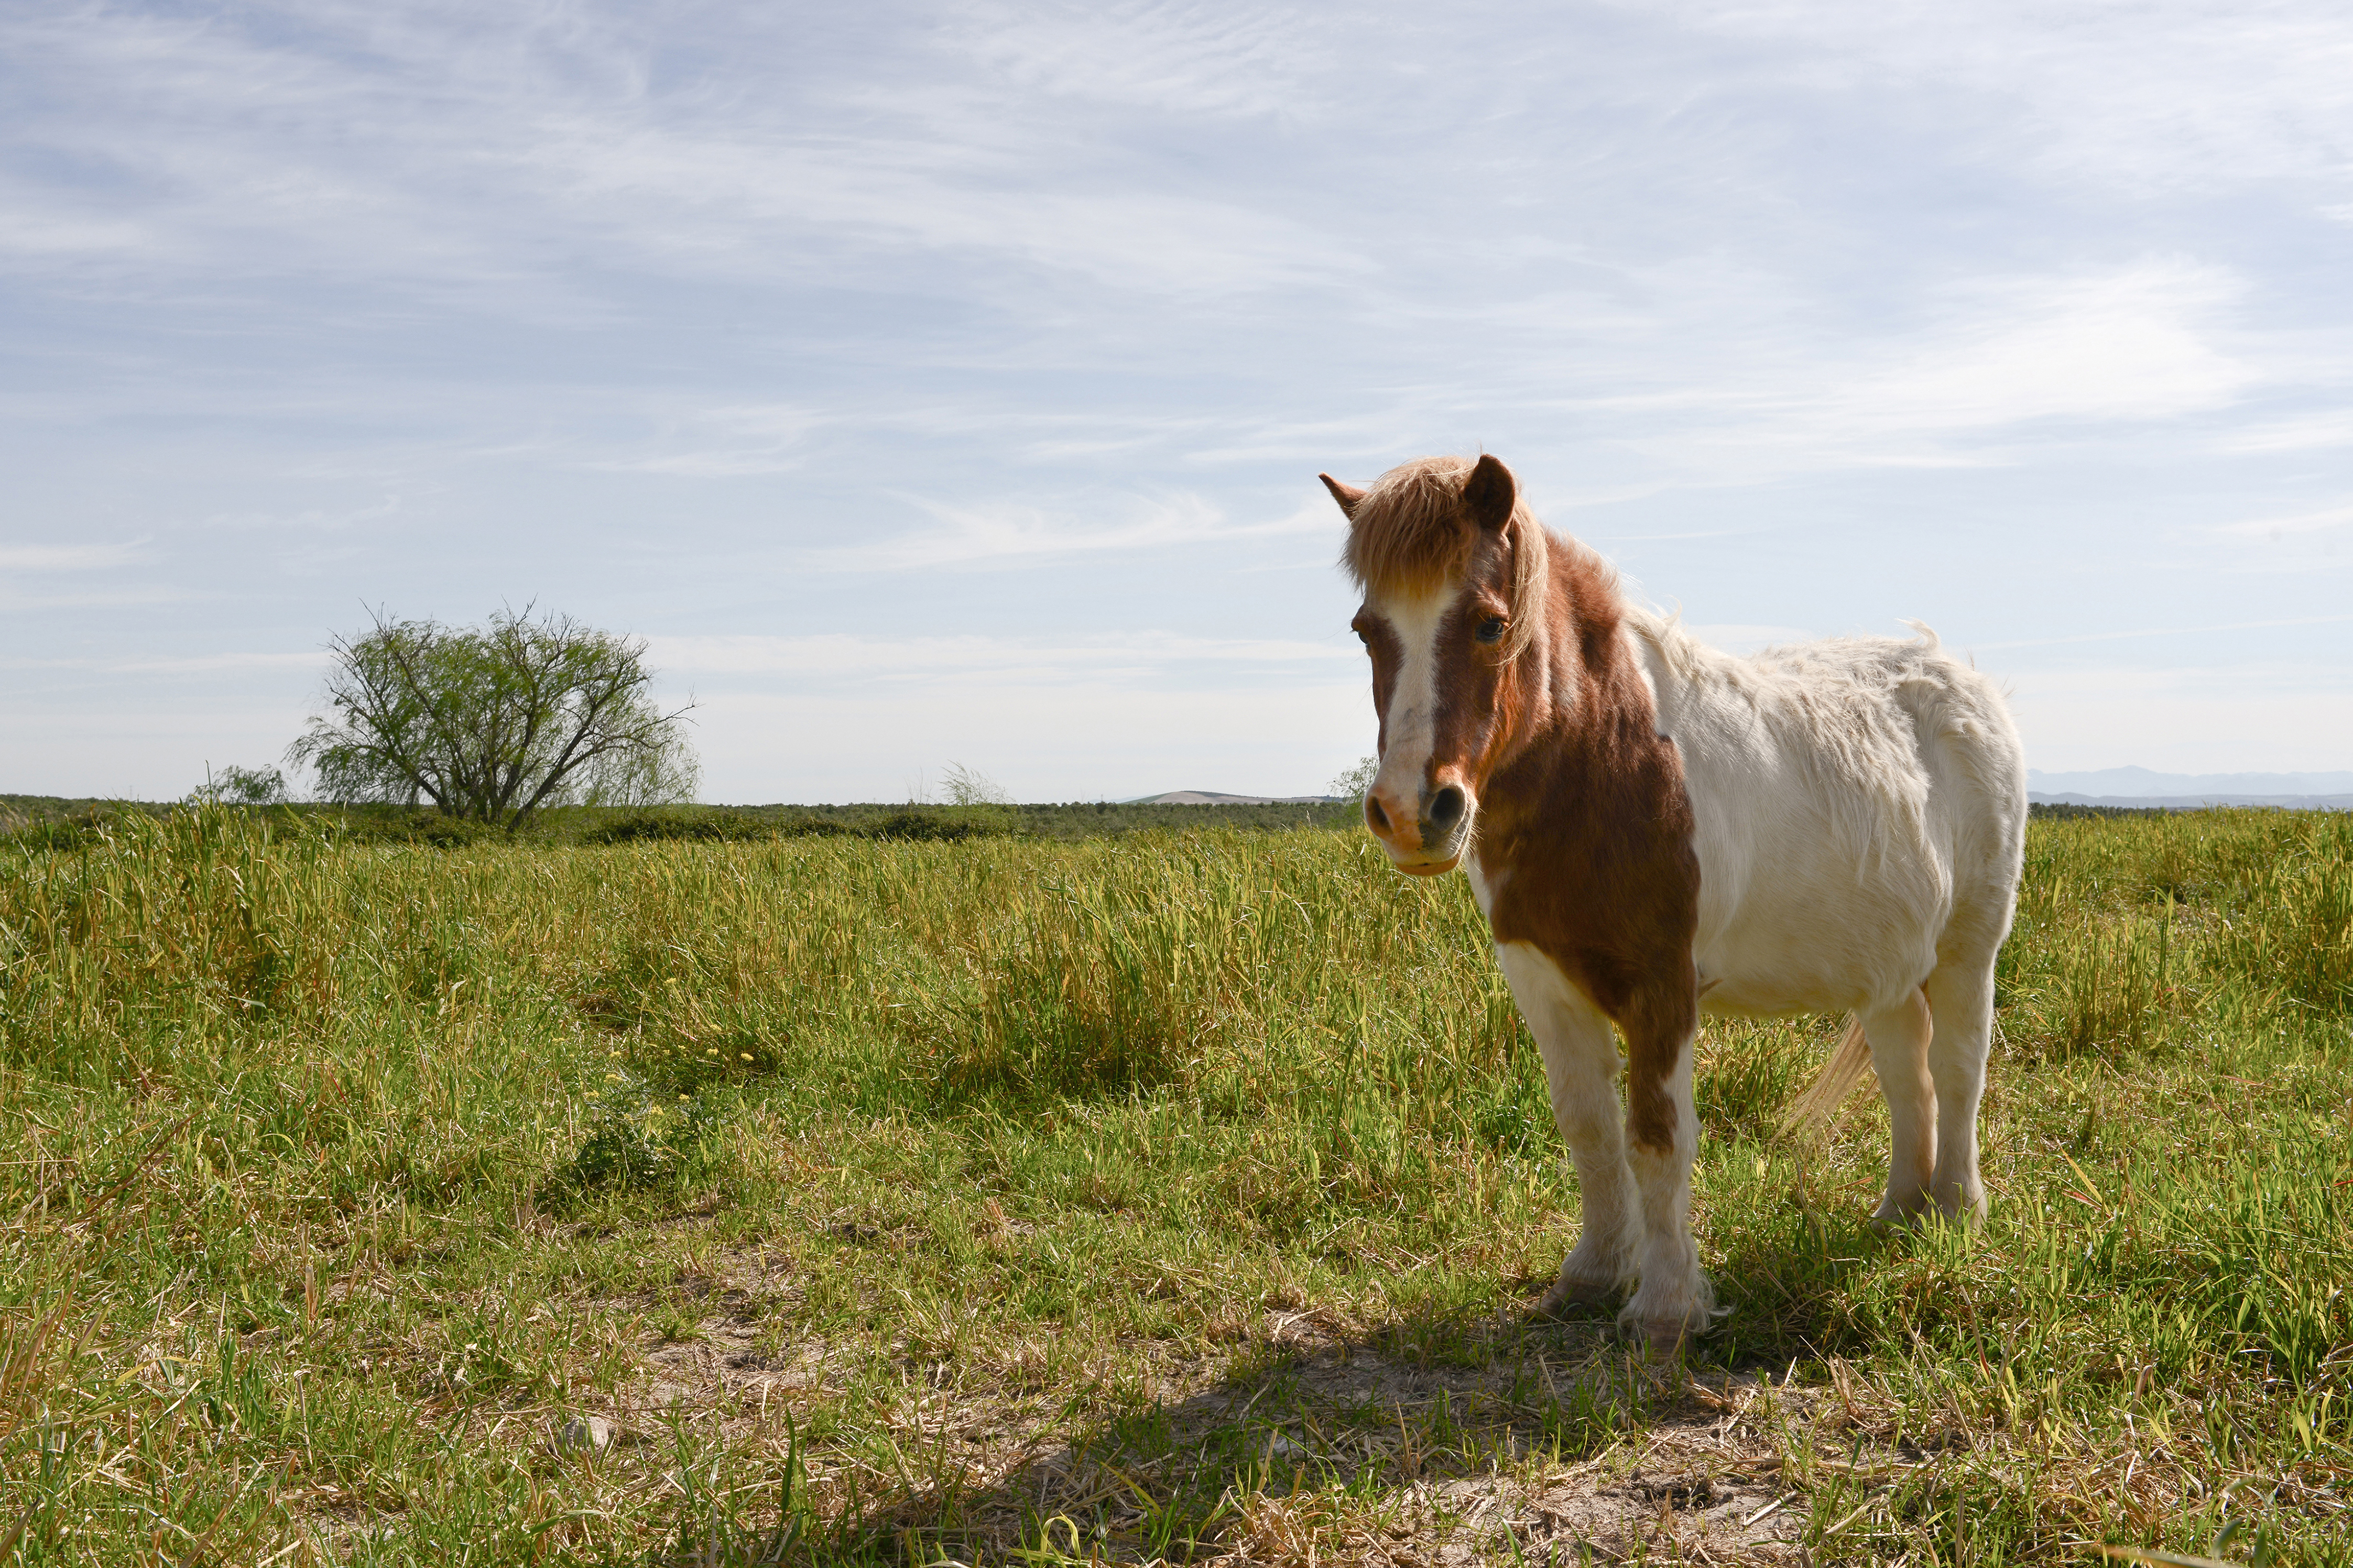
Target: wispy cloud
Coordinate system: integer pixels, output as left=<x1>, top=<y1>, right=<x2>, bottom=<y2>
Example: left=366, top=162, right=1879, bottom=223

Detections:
left=0, top=542, right=148, bottom=571
left=804, top=492, right=1338, bottom=571
left=1576, top=258, right=2262, bottom=480
left=0, top=651, right=327, bottom=674
left=180, top=498, right=403, bottom=533
left=123, top=651, right=329, bottom=674
left=1976, top=612, right=2353, bottom=652
left=649, top=630, right=1357, bottom=681
left=1831, top=261, right=2253, bottom=434
left=940, top=1, right=1326, bottom=119
left=1674, top=0, right=2353, bottom=200
left=2219, top=409, right=2353, bottom=454
left=586, top=404, right=826, bottom=477
left=2, top=0, right=1371, bottom=314
left=509, top=123, right=1368, bottom=298
left=2191, top=501, right=2353, bottom=574
left=2211, top=505, right=2353, bottom=542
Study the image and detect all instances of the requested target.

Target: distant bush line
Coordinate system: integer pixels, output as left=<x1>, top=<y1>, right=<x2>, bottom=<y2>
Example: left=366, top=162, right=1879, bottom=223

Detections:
left=578, top=807, right=1013, bottom=845
left=0, top=794, right=1360, bottom=851
left=3, top=794, right=2340, bottom=854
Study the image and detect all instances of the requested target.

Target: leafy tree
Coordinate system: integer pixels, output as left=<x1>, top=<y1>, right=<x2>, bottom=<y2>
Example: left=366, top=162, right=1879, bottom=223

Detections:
left=187, top=764, right=289, bottom=806
left=1330, top=755, right=1378, bottom=803
left=287, top=608, right=696, bottom=828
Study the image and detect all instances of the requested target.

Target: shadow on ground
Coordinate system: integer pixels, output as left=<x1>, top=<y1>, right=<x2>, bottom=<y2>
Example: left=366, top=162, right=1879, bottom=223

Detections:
left=619, top=1259, right=1843, bottom=1566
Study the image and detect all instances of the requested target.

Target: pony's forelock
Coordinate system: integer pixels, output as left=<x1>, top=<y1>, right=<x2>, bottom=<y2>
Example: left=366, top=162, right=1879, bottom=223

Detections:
left=1342, top=455, right=1551, bottom=661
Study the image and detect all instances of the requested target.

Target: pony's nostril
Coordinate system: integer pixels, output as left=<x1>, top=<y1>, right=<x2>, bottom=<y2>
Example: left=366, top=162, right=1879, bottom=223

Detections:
left=1429, top=786, right=1465, bottom=828
left=1365, top=796, right=1391, bottom=834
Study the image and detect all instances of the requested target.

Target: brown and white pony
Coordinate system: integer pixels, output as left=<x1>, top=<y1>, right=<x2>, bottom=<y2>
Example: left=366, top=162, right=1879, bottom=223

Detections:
left=1323, top=454, right=2027, bottom=1353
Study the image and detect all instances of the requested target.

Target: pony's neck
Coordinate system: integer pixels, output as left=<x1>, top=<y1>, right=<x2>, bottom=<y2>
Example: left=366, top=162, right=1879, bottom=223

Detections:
left=1488, top=532, right=1638, bottom=783
left=1473, top=543, right=1703, bottom=884
left=1544, top=532, right=1640, bottom=726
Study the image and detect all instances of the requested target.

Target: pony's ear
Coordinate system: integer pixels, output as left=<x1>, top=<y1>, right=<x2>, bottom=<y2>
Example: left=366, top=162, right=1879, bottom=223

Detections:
left=1463, top=455, right=1516, bottom=532
left=1319, top=474, right=1366, bottom=519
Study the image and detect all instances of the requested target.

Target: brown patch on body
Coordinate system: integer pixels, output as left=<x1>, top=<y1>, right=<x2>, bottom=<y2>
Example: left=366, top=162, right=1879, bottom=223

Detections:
left=1335, top=454, right=1700, bottom=1155
left=1477, top=575, right=1700, bottom=1154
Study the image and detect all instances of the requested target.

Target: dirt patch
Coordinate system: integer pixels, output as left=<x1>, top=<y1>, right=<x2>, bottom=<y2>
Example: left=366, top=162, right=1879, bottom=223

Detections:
left=1172, top=1333, right=1813, bottom=1565
left=583, top=1246, right=1827, bottom=1564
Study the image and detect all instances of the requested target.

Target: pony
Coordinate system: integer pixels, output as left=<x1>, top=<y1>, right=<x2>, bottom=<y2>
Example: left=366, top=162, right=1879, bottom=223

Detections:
left=1322, top=453, right=2027, bottom=1353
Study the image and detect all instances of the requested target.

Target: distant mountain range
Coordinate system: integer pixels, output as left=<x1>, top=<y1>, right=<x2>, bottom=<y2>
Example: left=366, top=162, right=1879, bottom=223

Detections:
left=2027, top=767, right=2353, bottom=810
left=1127, top=791, right=1344, bottom=805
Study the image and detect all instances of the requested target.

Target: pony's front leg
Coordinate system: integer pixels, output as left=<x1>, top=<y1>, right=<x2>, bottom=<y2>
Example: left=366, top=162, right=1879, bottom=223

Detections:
left=1620, top=997, right=1711, bottom=1355
left=1494, top=944, right=1637, bottom=1313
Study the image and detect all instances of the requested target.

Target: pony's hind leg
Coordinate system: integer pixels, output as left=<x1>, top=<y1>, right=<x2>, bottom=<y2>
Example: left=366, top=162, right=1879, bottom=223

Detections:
left=1865, top=987, right=1937, bottom=1223
left=1925, top=952, right=1998, bottom=1220
left=1494, top=944, right=1637, bottom=1313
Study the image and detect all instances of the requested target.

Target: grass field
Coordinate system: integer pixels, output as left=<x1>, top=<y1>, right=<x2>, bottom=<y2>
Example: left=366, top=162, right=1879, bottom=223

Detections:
left=2, top=806, right=2350, bottom=1565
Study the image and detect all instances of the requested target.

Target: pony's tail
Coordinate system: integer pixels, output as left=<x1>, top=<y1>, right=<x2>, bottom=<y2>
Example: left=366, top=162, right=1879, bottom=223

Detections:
left=1780, top=1014, right=1876, bottom=1137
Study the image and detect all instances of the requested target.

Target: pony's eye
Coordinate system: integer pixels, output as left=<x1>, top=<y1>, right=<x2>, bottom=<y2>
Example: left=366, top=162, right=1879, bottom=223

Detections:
left=1475, top=617, right=1506, bottom=645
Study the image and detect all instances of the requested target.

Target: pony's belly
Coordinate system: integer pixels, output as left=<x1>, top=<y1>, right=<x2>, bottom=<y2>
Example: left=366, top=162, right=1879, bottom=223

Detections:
left=1693, top=916, right=1934, bottom=1018
left=1697, top=974, right=1858, bottom=1019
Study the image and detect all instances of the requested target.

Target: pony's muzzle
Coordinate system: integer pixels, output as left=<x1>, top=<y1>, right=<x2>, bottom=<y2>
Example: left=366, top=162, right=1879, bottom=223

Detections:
left=1365, top=775, right=1474, bottom=874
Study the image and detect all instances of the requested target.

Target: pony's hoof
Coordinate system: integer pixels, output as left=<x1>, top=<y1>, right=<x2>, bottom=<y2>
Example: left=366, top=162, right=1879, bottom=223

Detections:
left=1532, top=1276, right=1615, bottom=1319
left=1634, top=1318, right=1689, bottom=1359
left=1872, top=1200, right=1980, bottom=1236
left=1931, top=1193, right=1989, bottom=1230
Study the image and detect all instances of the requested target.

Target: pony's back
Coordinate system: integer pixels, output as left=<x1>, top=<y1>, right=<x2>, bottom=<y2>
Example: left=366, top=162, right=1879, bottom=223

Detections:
left=1627, top=613, right=2025, bottom=1017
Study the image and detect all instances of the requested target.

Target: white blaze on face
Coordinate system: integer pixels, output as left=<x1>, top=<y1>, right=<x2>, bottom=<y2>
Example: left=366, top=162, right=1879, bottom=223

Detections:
left=1370, top=584, right=1455, bottom=828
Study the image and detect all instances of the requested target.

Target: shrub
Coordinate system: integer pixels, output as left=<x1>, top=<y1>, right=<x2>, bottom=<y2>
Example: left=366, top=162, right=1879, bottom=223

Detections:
left=576, top=807, right=1012, bottom=846
left=186, top=765, right=290, bottom=806
left=318, top=809, right=509, bottom=849
left=863, top=808, right=1013, bottom=843
left=543, top=1071, right=721, bottom=1200
left=772, top=817, right=853, bottom=838
left=4, top=809, right=125, bottom=854
left=581, top=810, right=777, bottom=845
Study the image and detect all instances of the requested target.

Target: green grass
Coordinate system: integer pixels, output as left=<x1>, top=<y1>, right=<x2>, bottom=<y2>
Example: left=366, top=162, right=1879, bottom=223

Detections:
left=1, top=806, right=2349, bottom=1563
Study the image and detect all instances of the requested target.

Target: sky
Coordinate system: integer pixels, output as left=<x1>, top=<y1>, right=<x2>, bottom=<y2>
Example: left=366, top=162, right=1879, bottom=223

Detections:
left=3, top=0, right=2350, bottom=804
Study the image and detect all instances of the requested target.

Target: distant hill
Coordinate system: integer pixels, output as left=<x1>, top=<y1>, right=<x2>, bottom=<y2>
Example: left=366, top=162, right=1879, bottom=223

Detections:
left=2030, top=766, right=2353, bottom=795
left=2027, top=767, right=2353, bottom=810
left=2032, top=793, right=2353, bottom=810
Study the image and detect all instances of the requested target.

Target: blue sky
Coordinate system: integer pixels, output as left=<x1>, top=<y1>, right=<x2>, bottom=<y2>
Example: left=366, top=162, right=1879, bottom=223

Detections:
left=4, top=0, right=2349, bottom=803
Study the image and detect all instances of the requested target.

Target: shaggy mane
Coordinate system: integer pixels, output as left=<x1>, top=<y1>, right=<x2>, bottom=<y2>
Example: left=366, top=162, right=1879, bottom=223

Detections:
left=1341, top=454, right=1554, bottom=661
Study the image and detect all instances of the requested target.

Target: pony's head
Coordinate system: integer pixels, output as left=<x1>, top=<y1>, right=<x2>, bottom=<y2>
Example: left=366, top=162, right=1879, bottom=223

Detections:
left=1324, top=453, right=1551, bottom=875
